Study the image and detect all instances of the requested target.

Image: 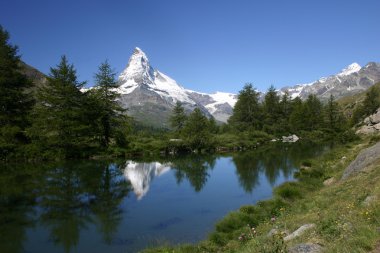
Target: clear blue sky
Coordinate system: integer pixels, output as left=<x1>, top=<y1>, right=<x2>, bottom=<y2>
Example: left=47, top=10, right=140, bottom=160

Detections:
left=1, top=0, right=380, bottom=93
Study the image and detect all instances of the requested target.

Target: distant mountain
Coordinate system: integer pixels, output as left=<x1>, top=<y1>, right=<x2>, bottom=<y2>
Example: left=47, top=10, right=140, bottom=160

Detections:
left=116, top=48, right=237, bottom=127
left=19, top=48, right=380, bottom=128
left=280, top=62, right=380, bottom=100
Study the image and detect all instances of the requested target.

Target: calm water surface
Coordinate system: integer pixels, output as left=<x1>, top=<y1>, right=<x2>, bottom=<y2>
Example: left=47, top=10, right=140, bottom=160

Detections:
left=0, top=143, right=328, bottom=253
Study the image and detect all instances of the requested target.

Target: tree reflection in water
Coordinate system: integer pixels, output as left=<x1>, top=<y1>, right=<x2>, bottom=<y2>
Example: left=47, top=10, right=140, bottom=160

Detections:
left=0, top=142, right=328, bottom=253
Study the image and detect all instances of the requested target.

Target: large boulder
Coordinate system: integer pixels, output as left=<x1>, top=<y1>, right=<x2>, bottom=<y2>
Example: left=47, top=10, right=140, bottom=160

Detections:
left=357, top=108, right=380, bottom=135
left=369, top=108, right=380, bottom=124
left=341, top=142, right=380, bottom=180
left=356, top=125, right=377, bottom=135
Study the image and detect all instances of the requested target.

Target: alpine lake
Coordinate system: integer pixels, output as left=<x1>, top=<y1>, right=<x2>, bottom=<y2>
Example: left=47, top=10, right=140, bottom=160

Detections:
left=0, top=142, right=329, bottom=253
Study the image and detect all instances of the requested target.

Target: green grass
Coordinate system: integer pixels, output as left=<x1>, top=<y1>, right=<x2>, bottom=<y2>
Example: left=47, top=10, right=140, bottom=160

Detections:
left=143, top=136, right=380, bottom=253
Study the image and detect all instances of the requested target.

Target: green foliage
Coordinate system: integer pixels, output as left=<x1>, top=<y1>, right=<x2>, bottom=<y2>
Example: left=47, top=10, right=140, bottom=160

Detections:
left=28, top=56, right=90, bottom=158
left=0, top=26, right=33, bottom=160
left=323, top=95, right=347, bottom=133
left=229, top=83, right=263, bottom=131
left=274, top=182, right=303, bottom=200
left=262, top=85, right=281, bottom=133
left=87, top=60, right=129, bottom=148
left=182, top=108, right=213, bottom=151
left=351, top=85, right=380, bottom=125
left=169, top=101, right=187, bottom=133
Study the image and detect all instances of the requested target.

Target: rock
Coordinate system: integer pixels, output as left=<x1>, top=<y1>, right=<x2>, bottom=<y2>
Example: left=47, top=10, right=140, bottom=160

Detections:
left=288, top=243, right=323, bottom=253
left=369, top=109, right=380, bottom=124
left=323, top=177, right=335, bottom=186
left=284, top=224, right=316, bottom=241
left=356, top=125, right=377, bottom=135
left=341, top=156, right=347, bottom=160
left=364, top=116, right=371, bottom=125
left=363, top=195, right=377, bottom=206
left=267, top=228, right=279, bottom=237
left=357, top=108, right=380, bottom=135
left=283, top=134, right=300, bottom=143
left=341, top=142, right=380, bottom=180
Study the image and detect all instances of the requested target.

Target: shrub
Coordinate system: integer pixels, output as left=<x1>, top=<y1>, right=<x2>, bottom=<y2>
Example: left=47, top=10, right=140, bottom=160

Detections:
left=275, top=182, right=303, bottom=200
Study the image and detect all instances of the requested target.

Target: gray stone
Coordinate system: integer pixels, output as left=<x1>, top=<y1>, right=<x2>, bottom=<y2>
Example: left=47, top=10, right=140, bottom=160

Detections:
left=363, top=195, right=377, bottom=206
left=288, top=243, right=323, bottom=253
left=282, top=134, right=300, bottom=143
left=323, top=177, right=335, bottom=186
left=356, top=125, right=377, bottom=135
left=342, top=142, right=380, bottom=180
left=374, top=123, right=380, bottom=131
left=364, top=116, right=371, bottom=125
left=284, top=224, right=316, bottom=241
left=369, top=109, right=380, bottom=124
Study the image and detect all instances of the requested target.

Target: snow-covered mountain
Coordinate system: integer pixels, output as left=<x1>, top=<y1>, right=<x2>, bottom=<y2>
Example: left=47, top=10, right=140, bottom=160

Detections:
left=116, top=48, right=237, bottom=126
left=116, top=47, right=380, bottom=127
left=280, top=62, right=380, bottom=100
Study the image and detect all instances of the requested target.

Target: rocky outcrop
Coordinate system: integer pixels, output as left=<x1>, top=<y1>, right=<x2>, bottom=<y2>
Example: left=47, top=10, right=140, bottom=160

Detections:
left=288, top=243, right=323, bottom=253
left=284, top=224, right=316, bottom=241
left=356, top=108, right=380, bottom=135
left=341, top=142, right=380, bottom=180
left=282, top=135, right=300, bottom=143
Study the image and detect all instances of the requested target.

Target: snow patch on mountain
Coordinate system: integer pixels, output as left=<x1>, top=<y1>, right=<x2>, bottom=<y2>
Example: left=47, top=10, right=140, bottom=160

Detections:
left=337, top=62, right=361, bottom=76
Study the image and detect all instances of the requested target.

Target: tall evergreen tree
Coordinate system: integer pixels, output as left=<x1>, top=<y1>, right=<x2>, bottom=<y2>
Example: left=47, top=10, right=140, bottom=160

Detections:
left=262, top=85, right=280, bottom=133
left=169, top=101, right=187, bottom=133
left=182, top=108, right=211, bottom=151
left=0, top=26, right=33, bottom=159
left=303, top=94, right=323, bottom=131
left=324, top=95, right=346, bottom=133
left=279, top=91, right=292, bottom=133
left=89, top=60, right=127, bottom=147
left=228, top=83, right=262, bottom=130
left=28, top=56, right=88, bottom=158
left=289, top=97, right=304, bottom=132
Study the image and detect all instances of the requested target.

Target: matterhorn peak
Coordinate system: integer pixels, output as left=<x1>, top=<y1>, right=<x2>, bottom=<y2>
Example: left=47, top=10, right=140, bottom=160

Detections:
left=119, top=47, right=154, bottom=84
left=337, top=62, right=361, bottom=76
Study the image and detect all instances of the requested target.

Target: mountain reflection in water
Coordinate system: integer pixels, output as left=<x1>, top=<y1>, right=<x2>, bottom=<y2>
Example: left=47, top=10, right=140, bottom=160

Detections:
left=123, top=161, right=171, bottom=200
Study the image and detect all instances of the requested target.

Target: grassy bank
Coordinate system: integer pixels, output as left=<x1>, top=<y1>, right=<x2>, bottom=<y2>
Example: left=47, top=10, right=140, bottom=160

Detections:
left=144, top=135, right=380, bottom=252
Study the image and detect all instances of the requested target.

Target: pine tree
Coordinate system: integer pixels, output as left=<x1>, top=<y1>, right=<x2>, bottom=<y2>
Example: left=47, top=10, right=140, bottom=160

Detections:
left=324, top=95, right=346, bottom=133
left=228, top=83, right=262, bottom=130
left=279, top=91, right=292, bottom=133
left=304, top=94, right=323, bottom=131
left=28, top=56, right=88, bottom=158
left=0, top=26, right=33, bottom=159
left=89, top=60, right=127, bottom=147
left=262, top=85, right=280, bottom=133
left=169, top=101, right=187, bottom=133
left=182, top=108, right=211, bottom=151
left=289, top=97, right=304, bottom=132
